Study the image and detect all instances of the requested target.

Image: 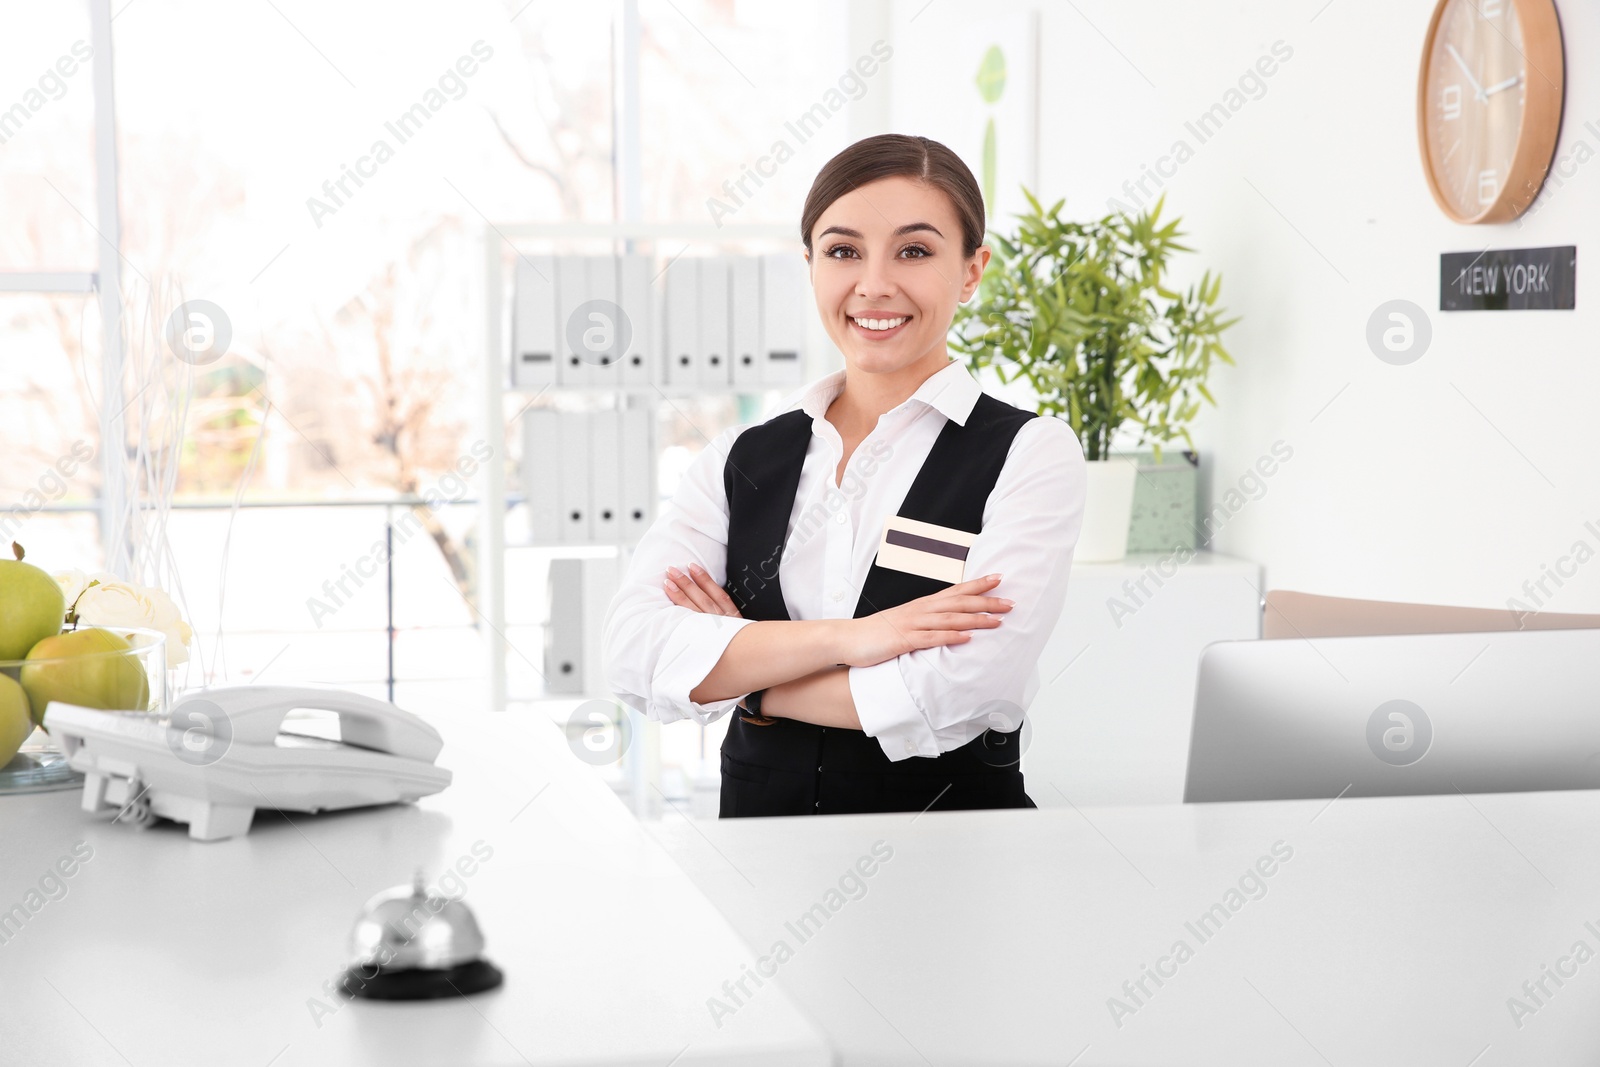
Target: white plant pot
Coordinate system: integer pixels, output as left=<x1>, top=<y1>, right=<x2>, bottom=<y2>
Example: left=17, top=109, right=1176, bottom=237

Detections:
left=1075, top=457, right=1139, bottom=563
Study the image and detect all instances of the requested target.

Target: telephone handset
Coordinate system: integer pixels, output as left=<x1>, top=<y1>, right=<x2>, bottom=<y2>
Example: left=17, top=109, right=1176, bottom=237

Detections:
left=170, top=684, right=445, bottom=760
left=48, top=685, right=453, bottom=842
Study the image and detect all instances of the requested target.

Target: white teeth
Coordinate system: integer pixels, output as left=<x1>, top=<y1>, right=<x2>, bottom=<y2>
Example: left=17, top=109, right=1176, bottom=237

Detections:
left=852, top=316, right=907, bottom=332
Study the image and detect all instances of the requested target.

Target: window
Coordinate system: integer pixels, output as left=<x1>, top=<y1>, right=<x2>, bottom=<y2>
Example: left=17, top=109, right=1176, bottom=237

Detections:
left=6, top=0, right=858, bottom=812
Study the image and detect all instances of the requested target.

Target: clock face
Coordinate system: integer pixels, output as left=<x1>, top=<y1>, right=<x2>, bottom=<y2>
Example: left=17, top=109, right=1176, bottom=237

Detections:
left=1422, top=0, right=1527, bottom=221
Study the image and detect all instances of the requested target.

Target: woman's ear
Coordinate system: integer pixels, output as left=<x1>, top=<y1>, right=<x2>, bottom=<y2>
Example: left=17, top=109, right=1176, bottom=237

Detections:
left=959, top=245, right=992, bottom=303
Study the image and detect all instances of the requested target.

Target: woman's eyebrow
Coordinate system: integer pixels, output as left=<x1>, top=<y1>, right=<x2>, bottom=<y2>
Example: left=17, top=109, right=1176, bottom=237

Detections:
left=817, top=222, right=945, bottom=240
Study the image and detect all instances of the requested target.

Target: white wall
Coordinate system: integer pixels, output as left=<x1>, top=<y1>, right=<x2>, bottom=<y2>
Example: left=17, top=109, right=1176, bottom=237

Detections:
left=888, top=0, right=1600, bottom=614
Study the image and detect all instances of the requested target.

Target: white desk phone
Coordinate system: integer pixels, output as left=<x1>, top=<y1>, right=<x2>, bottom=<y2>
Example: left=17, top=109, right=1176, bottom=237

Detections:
left=44, top=685, right=452, bottom=842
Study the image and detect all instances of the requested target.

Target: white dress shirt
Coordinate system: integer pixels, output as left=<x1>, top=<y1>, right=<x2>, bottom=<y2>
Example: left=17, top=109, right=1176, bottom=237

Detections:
left=601, top=359, right=1087, bottom=762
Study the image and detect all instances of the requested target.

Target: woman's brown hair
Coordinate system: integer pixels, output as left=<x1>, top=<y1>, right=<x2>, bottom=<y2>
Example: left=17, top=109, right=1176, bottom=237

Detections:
left=800, top=134, right=986, bottom=259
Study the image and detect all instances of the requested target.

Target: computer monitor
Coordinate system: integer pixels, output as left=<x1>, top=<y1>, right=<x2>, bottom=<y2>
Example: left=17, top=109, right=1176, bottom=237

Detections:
left=1183, top=627, right=1600, bottom=802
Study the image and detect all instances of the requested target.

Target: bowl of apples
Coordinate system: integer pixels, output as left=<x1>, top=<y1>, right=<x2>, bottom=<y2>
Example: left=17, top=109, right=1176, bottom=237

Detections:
left=0, top=549, right=168, bottom=794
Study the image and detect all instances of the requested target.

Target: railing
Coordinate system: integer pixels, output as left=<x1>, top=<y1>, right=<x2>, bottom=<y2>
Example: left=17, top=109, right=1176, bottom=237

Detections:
left=18, top=496, right=523, bottom=703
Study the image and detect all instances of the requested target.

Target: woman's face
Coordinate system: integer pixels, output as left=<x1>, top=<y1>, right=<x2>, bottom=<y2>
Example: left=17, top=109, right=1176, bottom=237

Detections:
left=806, top=175, right=988, bottom=377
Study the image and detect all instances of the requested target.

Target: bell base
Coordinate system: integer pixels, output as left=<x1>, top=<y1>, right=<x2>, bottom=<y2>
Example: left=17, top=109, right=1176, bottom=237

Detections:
left=339, top=957, right=504, bottom=1001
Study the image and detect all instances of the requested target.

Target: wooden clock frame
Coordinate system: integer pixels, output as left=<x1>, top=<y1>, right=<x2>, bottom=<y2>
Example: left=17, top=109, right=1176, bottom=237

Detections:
left=1416, top=0, right=1566, bottom=224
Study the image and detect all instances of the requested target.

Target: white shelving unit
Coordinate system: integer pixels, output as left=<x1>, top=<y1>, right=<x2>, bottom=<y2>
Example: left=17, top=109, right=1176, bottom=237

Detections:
left=473, top=222, right=817, bottom=813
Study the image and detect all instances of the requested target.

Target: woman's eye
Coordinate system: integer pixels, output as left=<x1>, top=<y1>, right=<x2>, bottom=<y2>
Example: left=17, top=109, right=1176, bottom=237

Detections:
left=822, top=244, right=930, bottom=259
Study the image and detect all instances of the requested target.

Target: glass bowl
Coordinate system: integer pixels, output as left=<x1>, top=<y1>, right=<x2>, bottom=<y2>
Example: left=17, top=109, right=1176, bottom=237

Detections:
left=0, top=626, right=167, bottom=795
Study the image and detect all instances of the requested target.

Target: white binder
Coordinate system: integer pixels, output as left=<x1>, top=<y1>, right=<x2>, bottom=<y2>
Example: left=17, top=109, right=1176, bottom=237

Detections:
left=545, top=555, right=620, bottom=696
left=512, top=255, right=557, bottom=389
left=760, top=252, right=806, bottom=387
left=698, top=256, right=731, bottom=389
left=558, top=409, right=593, bottom=542
left=730, top=256, right=763, bottom=390
left=589, top=407, right=622, bottom=543
left=522, top=408, right=562, bottom=544
left=662, top=257, right=699, bottom=388
left=555, top=255, right=590, bottom=388
left=544, top=558, right=585, bottom=694
left=585, top=255, right=622, bottom=389
left=619, top=253, right=652, bottom=388
left=619, top=405, right=654, bottom=544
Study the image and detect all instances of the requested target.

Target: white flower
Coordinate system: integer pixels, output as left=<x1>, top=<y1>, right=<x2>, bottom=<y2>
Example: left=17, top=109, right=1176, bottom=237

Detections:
left=144, top=586, right=194, bottom=667
left=74, top=574, right=193, bottom=668
left=75, top=576, right=153, bottom=628
left=52, top=569, right=90, bottom=611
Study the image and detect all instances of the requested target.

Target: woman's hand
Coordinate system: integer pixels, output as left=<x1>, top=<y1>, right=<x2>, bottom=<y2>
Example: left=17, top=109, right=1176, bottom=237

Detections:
left=841, top=574, right=1012, bottom=669
left=662, top=563, right=744, bottom=618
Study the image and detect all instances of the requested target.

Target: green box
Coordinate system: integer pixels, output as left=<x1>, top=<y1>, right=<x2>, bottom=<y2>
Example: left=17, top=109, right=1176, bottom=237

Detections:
left=1125, top=449, right=1199, bottom=553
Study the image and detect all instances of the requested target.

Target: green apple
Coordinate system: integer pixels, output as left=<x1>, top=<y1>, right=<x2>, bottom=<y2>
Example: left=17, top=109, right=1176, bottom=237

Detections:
left=0, top=673, right=32, bottom=767
left=0, top=554, right=66, bottom=662
left=20, top=627, right=150, bottom=727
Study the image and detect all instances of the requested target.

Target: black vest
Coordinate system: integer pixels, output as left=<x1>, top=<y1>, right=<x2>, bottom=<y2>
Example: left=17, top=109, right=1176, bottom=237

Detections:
left=716, top=390, right=1041, bottom=817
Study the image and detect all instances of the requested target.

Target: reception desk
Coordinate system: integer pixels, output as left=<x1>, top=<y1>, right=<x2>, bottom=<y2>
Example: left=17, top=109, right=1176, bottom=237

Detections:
left=0, top=711, right=830, bottom=1067
left=654, top=788, right=1600, bottom=1065
left=11, top=701, right=1597, bottom=1066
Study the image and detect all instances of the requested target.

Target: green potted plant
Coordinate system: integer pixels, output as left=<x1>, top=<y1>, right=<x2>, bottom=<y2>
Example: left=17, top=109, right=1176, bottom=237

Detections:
left=950, top=190, right=1239, bottom=562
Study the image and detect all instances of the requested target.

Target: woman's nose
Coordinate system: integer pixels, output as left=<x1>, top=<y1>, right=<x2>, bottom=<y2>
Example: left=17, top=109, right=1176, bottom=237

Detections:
left=855, top=260, right=896, bottom=300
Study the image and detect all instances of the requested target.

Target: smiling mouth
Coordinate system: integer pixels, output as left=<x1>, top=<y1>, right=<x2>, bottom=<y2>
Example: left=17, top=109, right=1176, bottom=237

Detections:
left=848, top=314, right=911, bottom=338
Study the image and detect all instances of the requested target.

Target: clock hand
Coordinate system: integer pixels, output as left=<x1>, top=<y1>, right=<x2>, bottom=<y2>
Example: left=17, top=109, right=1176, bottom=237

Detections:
left=1446, top=43, right=1487, bottom=101
left=1484, top=74, right=1522, bottom=96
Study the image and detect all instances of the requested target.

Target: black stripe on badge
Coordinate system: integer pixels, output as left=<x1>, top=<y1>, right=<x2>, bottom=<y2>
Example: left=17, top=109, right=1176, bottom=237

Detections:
left=885, top=528, right=970, bottom=561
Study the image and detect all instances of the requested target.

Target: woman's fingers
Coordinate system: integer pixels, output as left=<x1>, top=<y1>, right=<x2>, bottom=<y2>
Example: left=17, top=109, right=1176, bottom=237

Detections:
left=927, top=610, right=1003, bottom=630
left=924, top=592, right=1012, bottom=614
left=664, top=564, right=743, bottom=617
left=688, top=563, right=743, bottom=617
left=920, top=576, right=1006, bottom=608
left=914, top=584, right=1014, bottom=625
left=845, top=574, right=1016, bottom=666
left=664, top=567, right=717, bottom=614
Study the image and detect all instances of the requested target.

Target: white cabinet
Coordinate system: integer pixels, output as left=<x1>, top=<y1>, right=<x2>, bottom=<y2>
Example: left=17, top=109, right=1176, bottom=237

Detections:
left=1026, top=551, right=1261, bottom=806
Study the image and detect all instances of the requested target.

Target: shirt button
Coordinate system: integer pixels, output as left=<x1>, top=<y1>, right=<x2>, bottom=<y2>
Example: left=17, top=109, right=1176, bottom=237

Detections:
left=816, top=765, right=823, bottom=773
left=835, top=513, right=846, bottom=524
left=831, top=590, right=843, bottom=602
left=814, top=800, right=820, bottom=809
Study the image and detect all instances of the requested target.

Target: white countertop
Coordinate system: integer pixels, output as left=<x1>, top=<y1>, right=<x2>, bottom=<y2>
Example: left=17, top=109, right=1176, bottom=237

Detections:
left=17, top=695, right=1598, bottom=1066
left=653, top=789, right=1600, bottom=1066
left=0, top=712, right=832, bottom=1067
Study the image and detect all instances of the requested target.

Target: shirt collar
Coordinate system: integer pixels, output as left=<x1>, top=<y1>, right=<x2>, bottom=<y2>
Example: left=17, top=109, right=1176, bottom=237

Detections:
left=788, top=359, right=982, bottom=428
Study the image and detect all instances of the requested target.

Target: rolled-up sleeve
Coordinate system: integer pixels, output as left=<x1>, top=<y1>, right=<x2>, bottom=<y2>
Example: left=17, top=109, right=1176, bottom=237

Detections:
left=601, top=425, right=757, bottom=725
left=850, top=416, right=1087, bottom=760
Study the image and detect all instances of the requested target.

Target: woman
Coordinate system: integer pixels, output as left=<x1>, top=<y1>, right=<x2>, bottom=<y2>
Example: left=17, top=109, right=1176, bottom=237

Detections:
left=602, top=133, right=1086, bottom=817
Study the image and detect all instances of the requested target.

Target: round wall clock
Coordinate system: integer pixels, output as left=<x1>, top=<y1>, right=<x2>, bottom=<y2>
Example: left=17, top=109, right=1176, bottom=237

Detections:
left=1417, top=0, right=1565, bottom=224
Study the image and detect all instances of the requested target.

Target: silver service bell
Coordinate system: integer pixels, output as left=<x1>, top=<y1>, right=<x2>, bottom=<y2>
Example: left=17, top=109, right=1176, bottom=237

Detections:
left=338, top=869, right=503, bottom=1000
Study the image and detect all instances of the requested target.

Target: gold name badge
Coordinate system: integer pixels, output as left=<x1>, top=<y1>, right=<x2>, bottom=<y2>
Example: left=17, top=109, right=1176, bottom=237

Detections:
left=875, top=515, right=976, bottom=584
